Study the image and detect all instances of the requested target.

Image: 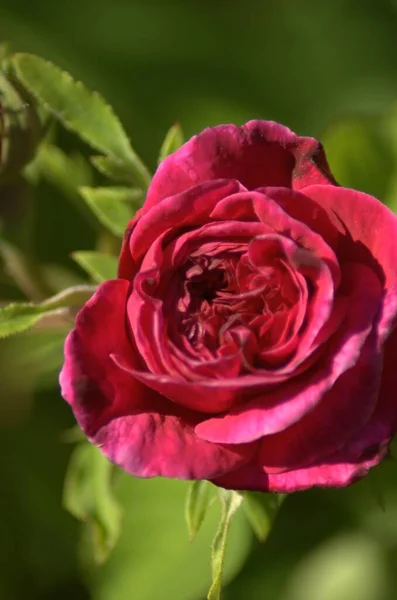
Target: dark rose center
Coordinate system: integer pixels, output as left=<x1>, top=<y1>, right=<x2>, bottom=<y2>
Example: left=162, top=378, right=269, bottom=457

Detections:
left=175, top=252, right=300, bottom=363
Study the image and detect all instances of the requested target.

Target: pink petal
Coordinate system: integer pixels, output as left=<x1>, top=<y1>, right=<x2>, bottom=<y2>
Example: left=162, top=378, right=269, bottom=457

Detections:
left=303, top=184, right=397, bottom=343
left=258, top=329, right=381, bottom=471
left=130, top=179, right=243, bottom=262
left=212, top=444, right=387, bottom=493
left=60, top=280, right=149, bottom=436
left=195, top=263, right=382, bottom=443
left=93, top=413, right=255, bottom=480
left=145, top=120, right=335, bottom=209
left=213, top=330, right=397, bottom=493
left=60, top=280, right=254, bottom=479
left=111, top=353, right=240, bottom=414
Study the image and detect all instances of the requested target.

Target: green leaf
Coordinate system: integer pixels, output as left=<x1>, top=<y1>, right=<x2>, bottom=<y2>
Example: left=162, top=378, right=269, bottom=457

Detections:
left=90, top=155, right=139, bottom=186
left=37, top=143, right=92, bottom=190
left=0, top=239, right=53, bottom=301
left=242, top=491, right=285, bottom=542
left=0, top=328, right=66, bottom=424
left=63, top=443, right=122, bottom=564
left=185, top=481, right=213, bottom=541
left=89, top=477, right=251, bottom=600
left=0, top=284, right=95, bottom=339
left=0, top=303, right=58, bottom=338
left=79, top=186, right=142, bottom=237
left=72, top=251, right=118, bottom=283
left=208, top=490, right=244, bottom=600
left=11, top=53, right=151, bottom=189
left=158, top=122, right=184, bottom=164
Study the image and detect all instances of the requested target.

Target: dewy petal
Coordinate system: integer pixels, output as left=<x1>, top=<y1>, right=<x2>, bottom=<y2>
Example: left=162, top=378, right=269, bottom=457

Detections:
left=195, top=263, right=382, bottom=443
left=60, top=280, right=254, bottom=479
left=303, top=184, right=397, bottom=343
left=145, top=120, right=335, bottom=209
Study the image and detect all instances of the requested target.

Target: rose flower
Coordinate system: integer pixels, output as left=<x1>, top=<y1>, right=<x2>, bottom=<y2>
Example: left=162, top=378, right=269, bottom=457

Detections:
left=60, top=120, right=397, bottom=492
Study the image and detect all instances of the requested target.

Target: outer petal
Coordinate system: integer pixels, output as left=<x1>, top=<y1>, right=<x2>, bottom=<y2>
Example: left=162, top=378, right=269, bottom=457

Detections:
left=212, top=445, right=386, bottom=493
left=93, top=413, right=255, bottom=480
left=145, top=120, right=335, bottom=209
left=213, top=327, right=397, bottom=493
left=60, top=280, right=254, bottom=479
left=303, top=185, right=397, bottom=342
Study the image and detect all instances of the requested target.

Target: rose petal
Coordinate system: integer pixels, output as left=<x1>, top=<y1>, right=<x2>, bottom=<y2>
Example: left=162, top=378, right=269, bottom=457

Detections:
left=93, top=412, right=255, bottom=480
left=195, top=263, right=382, bottom=443
left=111, top=354, right=238, bottom=414
left=303, top=184, right=397, bottom=342
left=258, top=328, right=381, bottom=471
left=212, top=443, right=386, bottom=493
left=130, top=179, right=243, bottom=262
left=145, top=120, right=335, bottom=209
left=60, top=280, right=254, bottom=479
left=60, top=280, right=150, bottom=436
left=213, top=326, right=397, bottom=492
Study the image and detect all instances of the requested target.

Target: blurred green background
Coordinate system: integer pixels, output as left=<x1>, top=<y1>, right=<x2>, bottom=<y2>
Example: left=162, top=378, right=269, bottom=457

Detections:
left=2, top=0, right=397, bottom=599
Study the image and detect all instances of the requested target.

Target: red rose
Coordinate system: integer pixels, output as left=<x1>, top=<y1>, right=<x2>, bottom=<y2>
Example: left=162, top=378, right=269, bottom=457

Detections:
left=60, top=120, right=397, bottom=492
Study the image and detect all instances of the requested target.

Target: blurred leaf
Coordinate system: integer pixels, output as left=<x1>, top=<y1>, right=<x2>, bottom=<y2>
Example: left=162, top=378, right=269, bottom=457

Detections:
left=90, top=155, right=139, bottom=186
left=29, top=142, right=98, bottom=224
left=11, top=53, right=151, bottom=189
left=0, top=42, right=10, bottom=63
left=158, top=122, right=184, bottom=163
left=89, top=477, right=251, bottom=600
left=208, top=490, right=244, bottom=600
left=282, top=533, right=388, bottom=600
left=79, top=186, right=142, bottom=237
left=242, top=492, right=285, bottom=542
left=63, top=443, right=122, bottom=565
left=0, top=68, right=43, bottom=182
left=72, top=251, right=118, bottom=283
left=0, top=284, right=95, bottom=338
left=185, top=481, right=213, bottom=541
left=323, top=117, right=394, bottom=202
left=41, top=263, right=87, bottom=294
left=0, top=328, right=66, bottom=424
left=0, top=302, right=60, bottom=338
left=0, top=239, right=52, bottom=300
left=60, top=425, right=86, bottom=444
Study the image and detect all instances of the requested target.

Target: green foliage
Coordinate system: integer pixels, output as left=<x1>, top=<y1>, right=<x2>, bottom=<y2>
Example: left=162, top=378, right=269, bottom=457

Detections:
left=79, top=186, right=142, bottom=236
left=208, top=490, right=244, bottom=600
left=71, top=251, right=118, bottom=283
left=158, top=122, right=184, bottom=163
left=90, top=155, right=139, bottom=186
left=89, top=477, right=251, bottom=600
left=0, top=68, right=43, bottom=182
left=0, top=284, right=95, bottom=338
left=242, top=492, right=285, bottom=542
left=185, top=481, right=214, bottom=541
left=63, top=443, right=122, bottom=565
left=0, top=328, right=66, bottom=423
left=11, top=53, right=151, bottom=189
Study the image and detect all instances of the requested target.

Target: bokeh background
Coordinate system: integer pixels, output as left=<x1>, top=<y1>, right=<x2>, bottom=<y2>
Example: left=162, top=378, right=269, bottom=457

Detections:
left=2, top=1, right=397, bottom=599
